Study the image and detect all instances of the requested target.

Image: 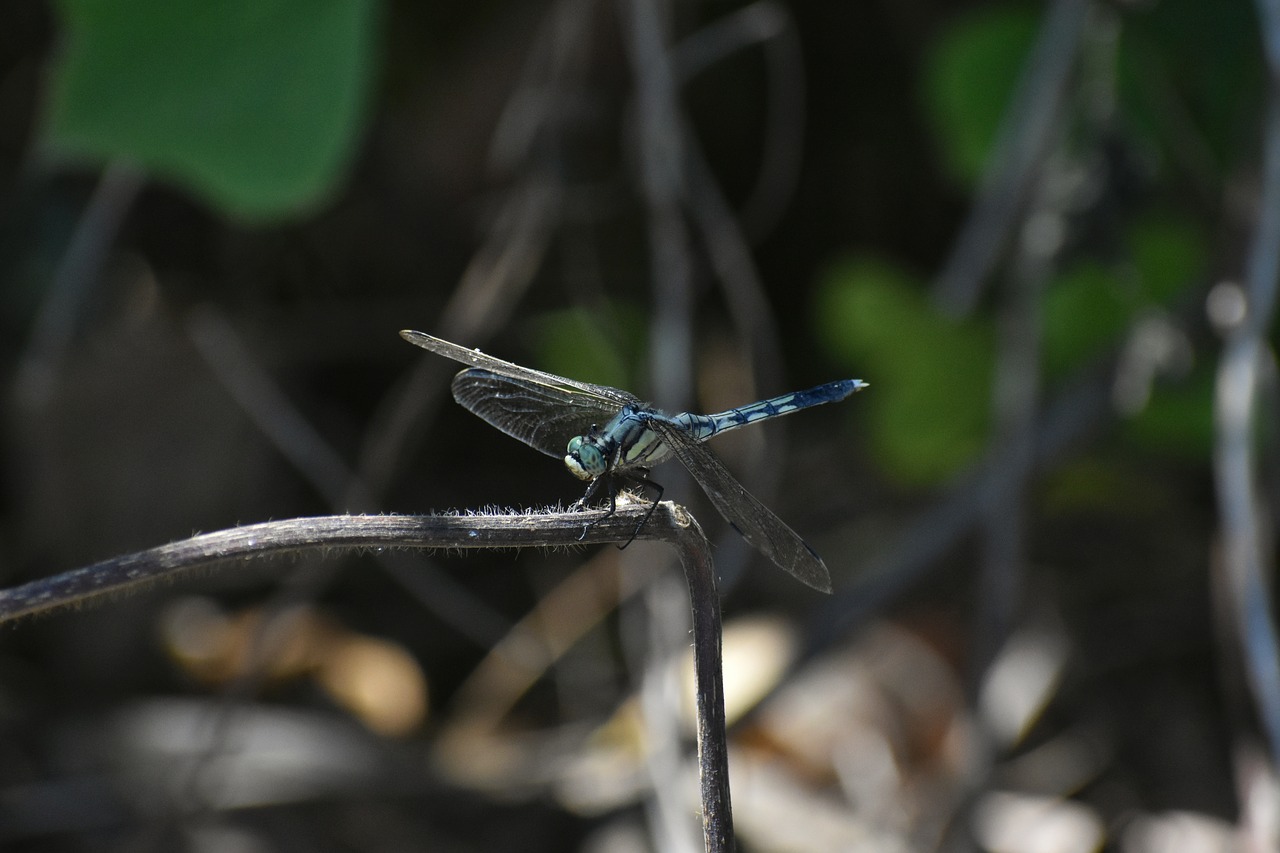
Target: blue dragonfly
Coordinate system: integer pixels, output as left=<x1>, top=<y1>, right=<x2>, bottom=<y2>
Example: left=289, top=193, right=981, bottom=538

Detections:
left=401, top=330, right=866, bottom=592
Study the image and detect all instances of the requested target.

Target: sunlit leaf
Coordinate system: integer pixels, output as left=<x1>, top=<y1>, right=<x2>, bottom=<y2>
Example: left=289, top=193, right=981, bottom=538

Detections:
left=45, top=0, right=381, bottom=221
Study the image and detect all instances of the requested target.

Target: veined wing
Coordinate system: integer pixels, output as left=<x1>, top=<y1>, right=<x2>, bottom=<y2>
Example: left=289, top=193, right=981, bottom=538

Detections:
left=401, top=330, right=641, bottom=458
left=451, top=368, right=622, bottom=458
left=649, top=419, right=833, bottom=593
left=401, top=330, right=639, bottom=404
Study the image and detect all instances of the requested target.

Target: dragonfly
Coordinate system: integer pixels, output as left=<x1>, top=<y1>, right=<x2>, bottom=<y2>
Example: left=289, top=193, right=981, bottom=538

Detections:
left=401, top=330, right=866, bottom=592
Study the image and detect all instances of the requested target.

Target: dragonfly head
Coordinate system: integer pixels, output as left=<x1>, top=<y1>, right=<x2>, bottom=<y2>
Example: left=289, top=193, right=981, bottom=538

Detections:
left=565, top=434, right=608, bottom=481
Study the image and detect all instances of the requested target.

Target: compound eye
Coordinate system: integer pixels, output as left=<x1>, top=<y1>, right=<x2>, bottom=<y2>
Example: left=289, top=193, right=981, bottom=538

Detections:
left=565, top=435, right=606, bottom=480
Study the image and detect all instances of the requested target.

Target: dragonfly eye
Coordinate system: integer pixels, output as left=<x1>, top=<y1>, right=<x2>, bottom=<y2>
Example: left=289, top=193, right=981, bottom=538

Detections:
left=565, top=435, right=606, bottom=480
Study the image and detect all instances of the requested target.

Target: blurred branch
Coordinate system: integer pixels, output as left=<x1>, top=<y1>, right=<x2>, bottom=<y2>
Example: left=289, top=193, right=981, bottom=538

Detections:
left=623, top=3, right=705, bottom=850
left=1212, top=52, right=1280, bottom=760
left=625, top=0, right=695, bottom=412
left=358, top=3, right=600, bottom=508
left=185, top=307, right=511, bottom=648
left=972, top=155, right=1077, bottom=685
left=932, top=0, right=1089, bottom=316
left=648, top=2, right=808, bottom=586
left=1258, top=0, right=1280, bottom=71
left=13, top=161, right=145, bottom=409
left=186, top=307, right=373, bottom=509
left=488, top=0, right=597, bottom=172
left=672, top=1, right=804, bottom=239
left=357, top=173, right=563, bottom=503
left=809, top=363, right=1112, bottom=653
left=682, top=128, right=786, bottom=396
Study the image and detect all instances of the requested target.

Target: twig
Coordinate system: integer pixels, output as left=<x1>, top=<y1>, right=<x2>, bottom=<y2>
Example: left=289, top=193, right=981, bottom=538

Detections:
left=671, top=1, right=804, bottom=239
left=932, top=0, right=1089, bottom=316
left=0, top=502, right=736, bottom=852
left=671, top=507, right=733, bottom=853
left=186, top=307, right=373, bottom=509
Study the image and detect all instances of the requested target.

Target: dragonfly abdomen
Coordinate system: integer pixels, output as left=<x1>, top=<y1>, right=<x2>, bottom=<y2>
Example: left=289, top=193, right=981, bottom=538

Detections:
left=678, top=379, right=866, bottom=442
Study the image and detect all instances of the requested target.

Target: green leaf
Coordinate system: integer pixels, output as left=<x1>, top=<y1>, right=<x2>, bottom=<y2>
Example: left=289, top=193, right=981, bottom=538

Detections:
left=1128, top=213, right=1206, bottom=305
left=815, top=257, right=994, bottom=486
left=45, top=0, right=381, bottom=221
left=921, top=6, right=1038, bottom=185
left=531, top=307, right=643, bottom=393
left=1043, top=262, right=1132, bottom=379
left=1116, top=0, right=1262, bottom=175
left=1042, top=214, right=1206, bottom=379
left=1122, top=365, right=1214, bottom=460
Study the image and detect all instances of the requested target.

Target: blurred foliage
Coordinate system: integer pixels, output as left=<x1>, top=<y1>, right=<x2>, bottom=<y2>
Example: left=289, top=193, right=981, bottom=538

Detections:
left=815, top=221, right=1213, bottom=487
left=1123, top=364, right=1216, bottom=459
left=531, top=306, right=647, bottom=394
left=1041, top=455, right=1171, bottom=516
left=1043, top=214, right=1206, bottom=378
left=1117, top=0, right=1263, bottom=172
left=1041, top=260, right=1133, bottom=380
left=3, top=0, right=1277, bottom=847
left=45, top=0, right=381, bottom=220
left=814, top=257, right=994, bottom=485
left=921, top=4, right=1037, bottom=185
left=1125, top=212, right=1209, bottom=306
left=815, top=2, right=1234, bottom=489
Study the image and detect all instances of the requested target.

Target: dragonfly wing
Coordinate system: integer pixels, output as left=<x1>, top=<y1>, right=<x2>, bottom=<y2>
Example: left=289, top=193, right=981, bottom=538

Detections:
left=451, top=368, right=621, bottom=458
left=401, top=330, right=639, bottom=406
left=650, top=420, right=833, bottom=593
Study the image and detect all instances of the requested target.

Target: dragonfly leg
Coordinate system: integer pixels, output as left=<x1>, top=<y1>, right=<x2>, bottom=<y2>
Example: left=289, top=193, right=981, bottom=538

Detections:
left=573, top=475, right=617, bottom=540
left=618, top=476, right=663, bottom=549
left=572, top=470, right=663, bottom=547
left=570, top=476, right=608, bottom=512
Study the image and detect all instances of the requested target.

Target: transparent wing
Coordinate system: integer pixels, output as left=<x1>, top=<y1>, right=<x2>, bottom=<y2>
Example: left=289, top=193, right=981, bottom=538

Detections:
left=401, top=330, right=643, bottom=457
left=451, top=368, right=622, bottom=458
left=650, top=419, right=833, bottom=593
left=404, top=330, right=837, bottom=591
left=401, top=330, right=640, bottom=406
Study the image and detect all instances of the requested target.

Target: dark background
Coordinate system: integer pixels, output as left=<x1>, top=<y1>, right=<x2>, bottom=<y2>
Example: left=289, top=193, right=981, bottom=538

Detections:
left=0, top=0, right=1270, bottom=850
